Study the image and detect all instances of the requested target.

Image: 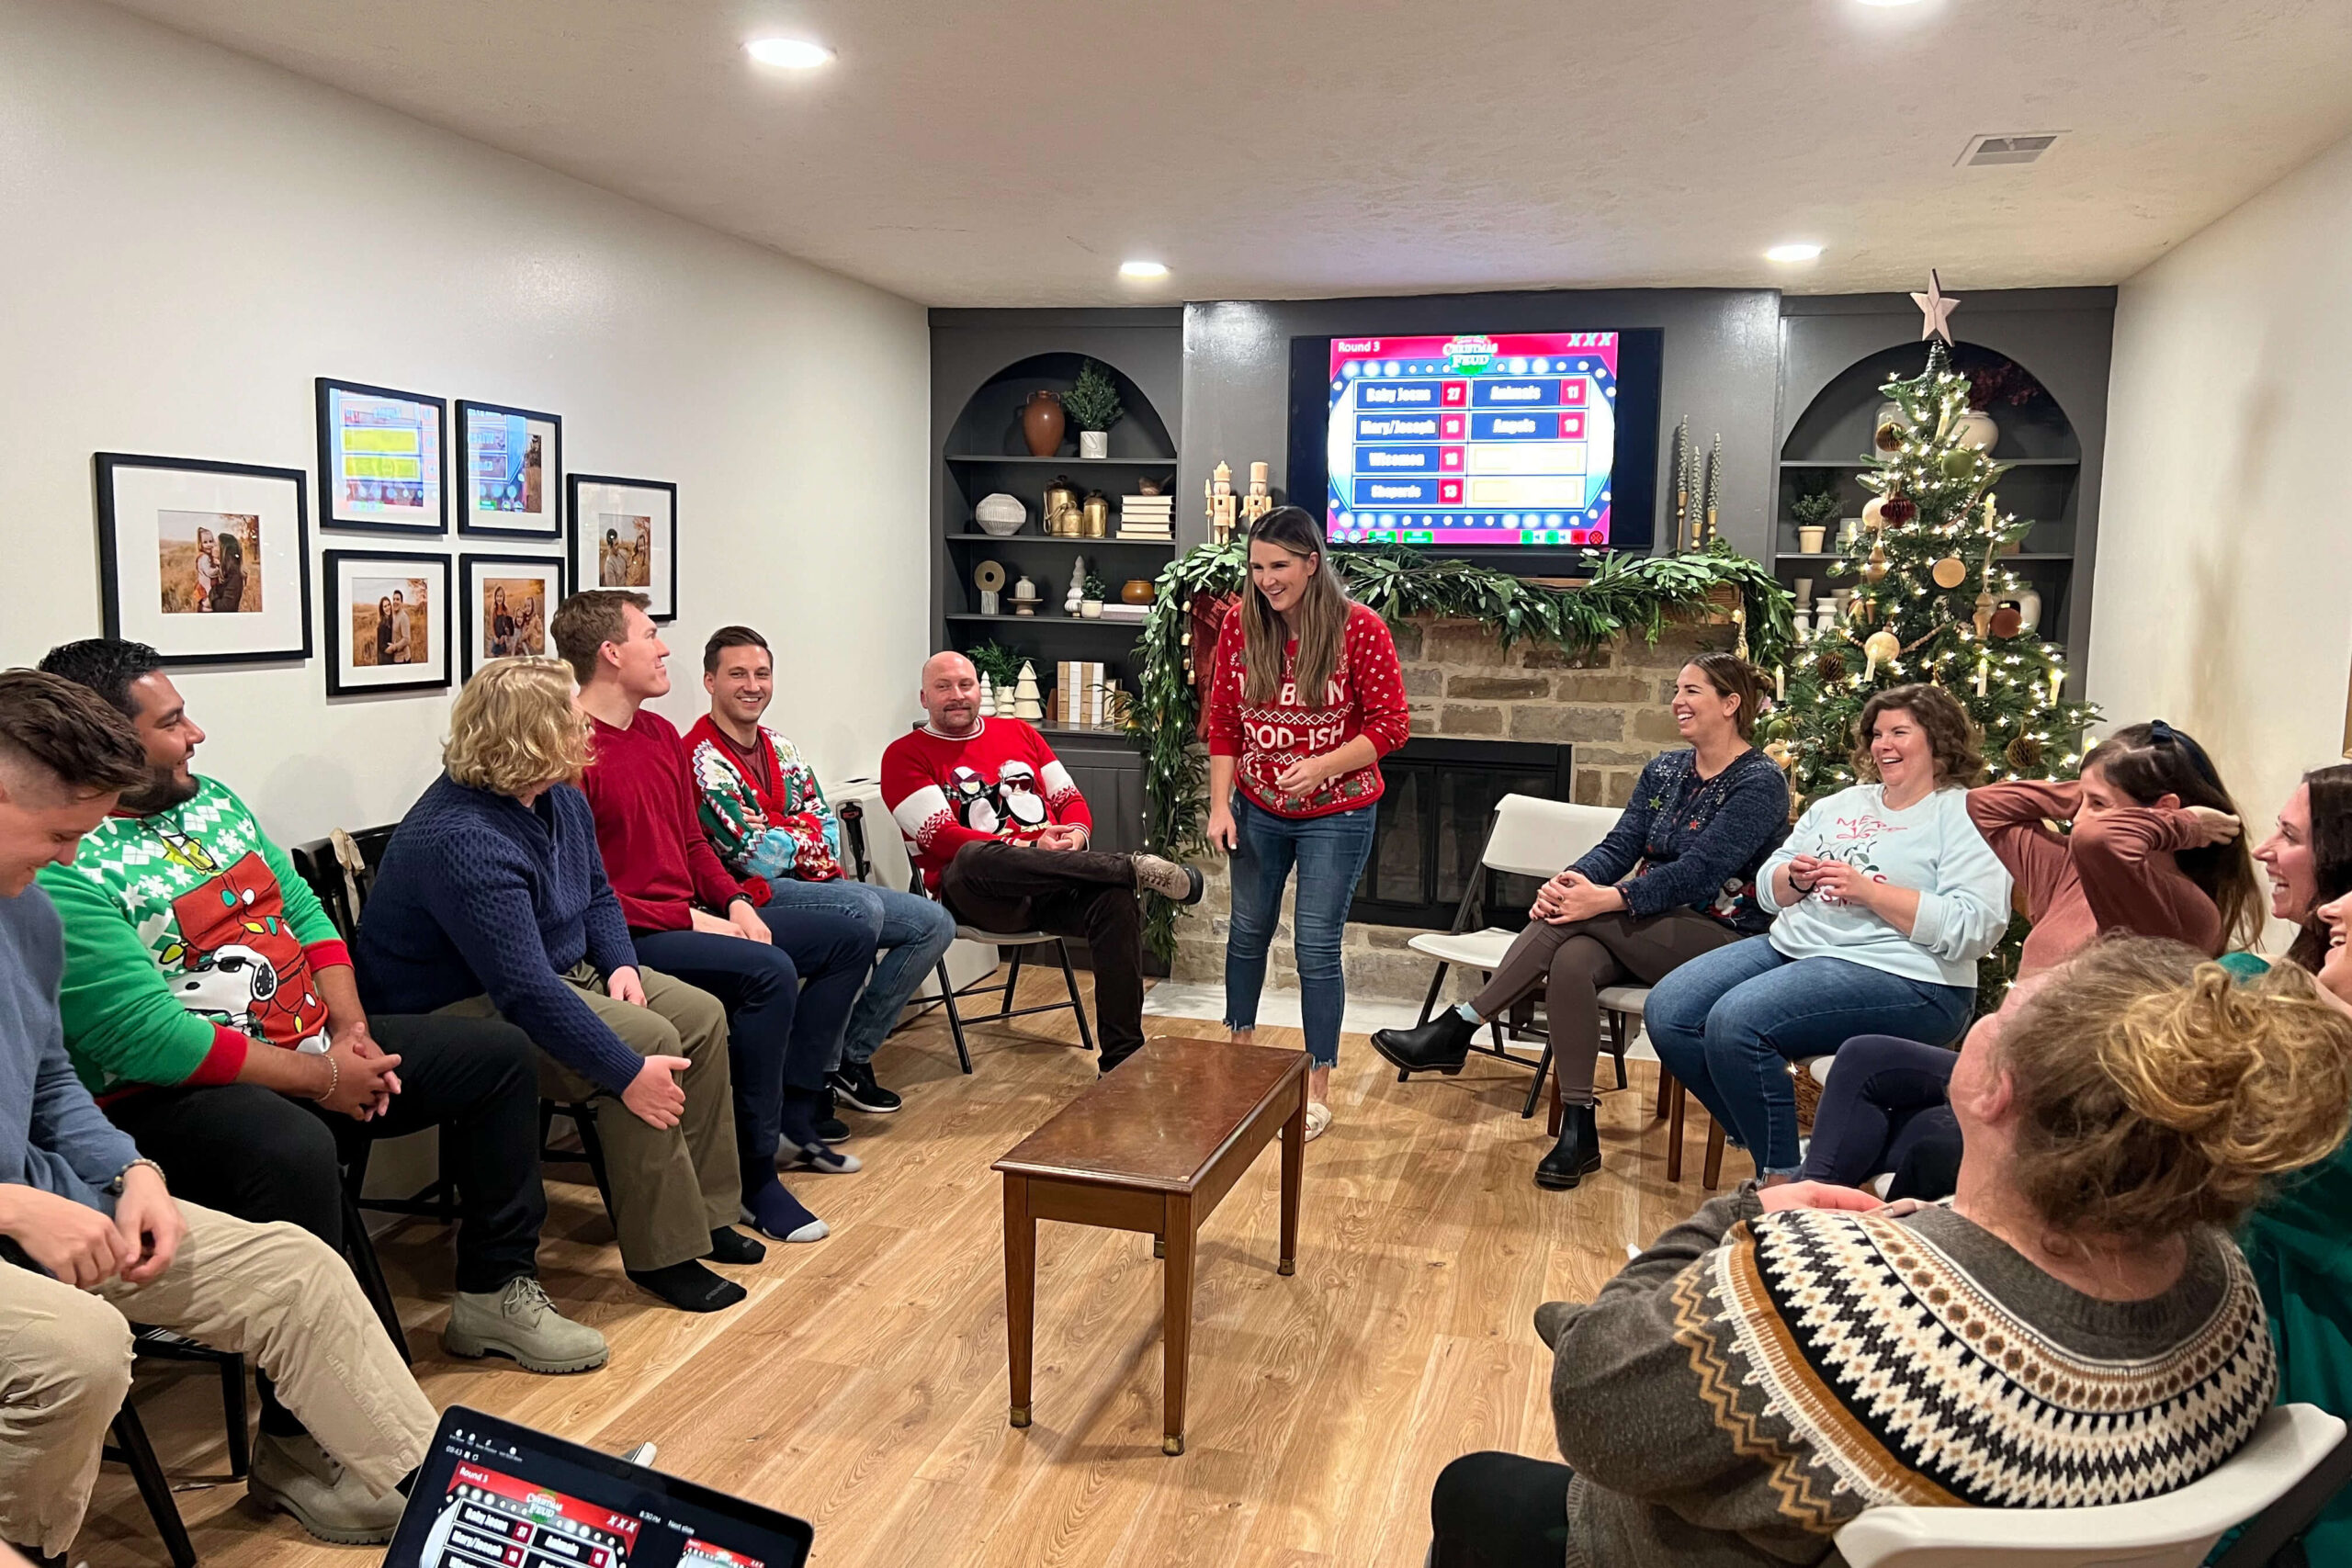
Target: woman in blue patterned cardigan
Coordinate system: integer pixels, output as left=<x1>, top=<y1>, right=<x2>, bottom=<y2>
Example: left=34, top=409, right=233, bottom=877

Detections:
left=1374, top=655, right=1790, bottom=1190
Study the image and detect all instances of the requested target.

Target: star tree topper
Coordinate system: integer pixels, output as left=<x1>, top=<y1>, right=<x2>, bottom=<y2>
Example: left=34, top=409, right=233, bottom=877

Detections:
left=1912, top=267, right=1960, bottom=344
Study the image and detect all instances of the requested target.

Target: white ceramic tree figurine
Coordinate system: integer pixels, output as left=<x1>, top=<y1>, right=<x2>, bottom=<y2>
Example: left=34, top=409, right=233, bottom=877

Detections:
left=978, top=672, right=995, bottom=717
left=1012, top=660, right=1044, bottom=721
left=1065, top=556, right=1088, bottom=615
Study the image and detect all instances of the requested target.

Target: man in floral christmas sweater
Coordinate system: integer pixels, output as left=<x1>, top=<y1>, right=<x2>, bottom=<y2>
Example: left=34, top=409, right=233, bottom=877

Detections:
left=688, top=625, right=954, bottom=1113
left=34, top=639, right=605, bottom=1383
left=881, top=651, right=1204, bottom=1074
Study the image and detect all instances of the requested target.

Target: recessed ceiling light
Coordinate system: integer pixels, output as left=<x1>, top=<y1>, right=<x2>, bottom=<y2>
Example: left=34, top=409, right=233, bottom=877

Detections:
left=1766, top=243, right=1824, bottom=263
left=1118, top=260, right=1170, bottom=279
left=745, top=38, right=834, bottom=68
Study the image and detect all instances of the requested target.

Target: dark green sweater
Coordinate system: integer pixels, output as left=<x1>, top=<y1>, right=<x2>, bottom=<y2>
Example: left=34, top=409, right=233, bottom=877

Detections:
left=1538, top=1190, right=2276, bottom=1567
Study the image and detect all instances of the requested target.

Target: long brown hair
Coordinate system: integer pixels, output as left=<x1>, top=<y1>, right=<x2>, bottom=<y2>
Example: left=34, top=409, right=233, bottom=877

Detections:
left=1240, top=506, right=1351, bottom=705
left=2287, top=762, right=2352, bottom=972
left=1689, top=654, right=1765, bottom=742
left=2082, top=721, right=2263, bottom=953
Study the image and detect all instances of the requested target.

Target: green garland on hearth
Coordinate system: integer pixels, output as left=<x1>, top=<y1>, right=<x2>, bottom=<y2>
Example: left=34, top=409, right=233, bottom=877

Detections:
left=1124, top=539, right=1797, bottom=958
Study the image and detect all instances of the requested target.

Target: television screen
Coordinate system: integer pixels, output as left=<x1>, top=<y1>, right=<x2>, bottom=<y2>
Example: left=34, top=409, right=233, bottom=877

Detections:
left=1286, top=328, right=1661, bottom=554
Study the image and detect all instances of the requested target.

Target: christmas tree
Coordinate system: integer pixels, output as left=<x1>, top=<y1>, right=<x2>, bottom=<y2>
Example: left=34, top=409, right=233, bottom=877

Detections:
left=1758, top=280, right=2098, bottom=996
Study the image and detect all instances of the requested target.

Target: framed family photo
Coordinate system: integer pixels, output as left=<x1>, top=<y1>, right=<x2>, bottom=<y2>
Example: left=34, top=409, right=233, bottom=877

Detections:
left=459, top=553, right=565, bottom=679
left=569, top=474, right=676, bottom=622
left=316, top=378, right=447, bottom=534
left=95, top=453, right=312, bottom=665
left=323, top=550, right=451, bottom=696
left=457, top=400, right=561, bottom=540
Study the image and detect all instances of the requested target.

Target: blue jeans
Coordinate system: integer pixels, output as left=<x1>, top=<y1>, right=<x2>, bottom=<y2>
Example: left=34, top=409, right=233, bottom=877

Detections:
left=631, top=904, right=876, bottom=1198
left=1643, top=936, right=1973, bottom=1177
left=759, top=877, right=957, bottom=1067
left=1224, top=795, right=1378, bottom=1067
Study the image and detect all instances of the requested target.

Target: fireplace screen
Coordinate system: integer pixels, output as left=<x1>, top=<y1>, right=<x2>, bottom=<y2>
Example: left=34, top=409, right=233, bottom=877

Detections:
left=1351, top=738, right=1576, bottom=929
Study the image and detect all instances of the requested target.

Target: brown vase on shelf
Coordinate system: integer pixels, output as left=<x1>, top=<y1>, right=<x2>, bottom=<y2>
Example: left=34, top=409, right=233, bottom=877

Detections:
left=1021, top=390, right=1065, bottom=458
left=1120, top=580, right=1157, bottom=605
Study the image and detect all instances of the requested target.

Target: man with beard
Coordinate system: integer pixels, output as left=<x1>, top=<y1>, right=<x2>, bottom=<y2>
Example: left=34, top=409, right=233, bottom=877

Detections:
left=33, top=642, right=605, bottom=1398
left=881, top=651, right=1204, bottom=1074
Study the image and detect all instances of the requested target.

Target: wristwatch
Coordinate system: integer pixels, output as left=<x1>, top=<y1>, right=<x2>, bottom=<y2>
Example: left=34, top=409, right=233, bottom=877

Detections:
left=107, top=1156, right=166, bottom=1195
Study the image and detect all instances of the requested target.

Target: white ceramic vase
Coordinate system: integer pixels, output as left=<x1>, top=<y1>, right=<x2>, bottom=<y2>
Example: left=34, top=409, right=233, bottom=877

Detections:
left=1079, top=431, right=1109, bottom=460
left=1953, top=410, right=1999, bottom=451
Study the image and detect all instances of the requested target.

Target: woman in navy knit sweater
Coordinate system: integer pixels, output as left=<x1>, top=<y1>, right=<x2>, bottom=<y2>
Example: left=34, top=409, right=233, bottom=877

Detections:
left=1374, top=655, right=1789, bottom=1190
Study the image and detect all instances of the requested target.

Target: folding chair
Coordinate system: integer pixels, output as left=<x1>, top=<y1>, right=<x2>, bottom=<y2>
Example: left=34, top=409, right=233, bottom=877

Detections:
left=1836, top=1404, right=2346, bottom=1568
left=836, top=796, right=1091, bottom=1074
left=1401, top=794, right=1633, bottom=1117
left=104, top=1398, right=196, bottom=1568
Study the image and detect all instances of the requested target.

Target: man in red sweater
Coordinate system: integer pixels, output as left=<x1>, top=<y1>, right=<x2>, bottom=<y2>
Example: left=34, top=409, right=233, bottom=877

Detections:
left=552, top=591, right=876, bottom=1245
left=881, top=652, right=1203, bottom=1072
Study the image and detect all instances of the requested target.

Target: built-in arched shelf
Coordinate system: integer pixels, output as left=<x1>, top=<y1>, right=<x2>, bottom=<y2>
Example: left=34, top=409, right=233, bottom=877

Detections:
left=1773, top=336, right=2088, bottom=671
left=934, top=350, right=1177, bottom=754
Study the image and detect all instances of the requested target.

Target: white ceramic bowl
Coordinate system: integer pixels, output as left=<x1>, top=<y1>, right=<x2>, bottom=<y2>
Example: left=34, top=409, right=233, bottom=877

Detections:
left=973, top=493, right=1027, bottom=536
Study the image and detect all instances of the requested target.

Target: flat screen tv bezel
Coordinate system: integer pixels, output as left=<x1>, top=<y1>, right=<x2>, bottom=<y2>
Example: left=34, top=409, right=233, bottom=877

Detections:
left=1285, top=327, right=1663, bottom=566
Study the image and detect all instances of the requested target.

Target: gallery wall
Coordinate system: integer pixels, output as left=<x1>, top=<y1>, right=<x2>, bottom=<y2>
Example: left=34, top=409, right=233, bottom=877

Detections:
left=2093, top=126, right=2352, bottom=879
left=0, top=0, right=932, bottom=841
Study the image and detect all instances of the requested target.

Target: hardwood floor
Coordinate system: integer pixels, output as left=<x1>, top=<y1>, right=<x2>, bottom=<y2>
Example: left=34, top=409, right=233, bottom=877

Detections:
left=72, top=973, right=1748, bottom=1568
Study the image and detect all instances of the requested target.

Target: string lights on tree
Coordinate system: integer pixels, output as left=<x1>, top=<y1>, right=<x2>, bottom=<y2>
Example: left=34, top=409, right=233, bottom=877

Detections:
left=1760, top=276, right=2098, bottom=996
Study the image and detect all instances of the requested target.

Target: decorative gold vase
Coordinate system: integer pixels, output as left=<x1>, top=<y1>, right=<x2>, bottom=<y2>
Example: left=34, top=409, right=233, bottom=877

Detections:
left=1081, top=491, right=1110, bottom=538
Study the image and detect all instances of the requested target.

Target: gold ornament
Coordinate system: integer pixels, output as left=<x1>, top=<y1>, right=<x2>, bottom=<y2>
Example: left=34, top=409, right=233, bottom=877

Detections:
left=1863, top=630, right=1900, bottom=679
left=1814, top=649, right=1848, bottom=682
left=2006, top=735, right=2045, bottom=773
left=1863, top=544, right=1889, bottom=583
left=1931, top=556, right=1968, bottom=589
left=1973, top=589, right=1996, bottom=638
left=1862, top=496, right=1887, bottom=533
left=1873, top=420, right=1905, bottom=454
left=1763, top=739, right=1795, bottom=771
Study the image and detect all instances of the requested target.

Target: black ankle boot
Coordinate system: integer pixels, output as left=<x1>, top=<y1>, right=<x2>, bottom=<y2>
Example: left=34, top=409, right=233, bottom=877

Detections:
left=1369, top=1010, right=1477, bottom=1074
left=1534, top=1100, right=1603, bottom=1190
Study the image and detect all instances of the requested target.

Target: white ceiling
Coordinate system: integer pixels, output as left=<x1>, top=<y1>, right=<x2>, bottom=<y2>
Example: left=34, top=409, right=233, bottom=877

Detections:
left=107, top=0, right=2352, bottom=307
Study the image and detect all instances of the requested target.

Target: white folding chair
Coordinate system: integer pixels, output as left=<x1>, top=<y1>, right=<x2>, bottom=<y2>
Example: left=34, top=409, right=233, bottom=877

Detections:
left=1833, top=1404, right=2346, bottom=1568
left=1404, top=794, right=1645, bottom=1118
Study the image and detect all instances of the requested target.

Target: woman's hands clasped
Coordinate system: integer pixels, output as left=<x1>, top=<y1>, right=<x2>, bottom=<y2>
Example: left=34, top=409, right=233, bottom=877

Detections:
left=1531, top=869, right=1625, bottom=926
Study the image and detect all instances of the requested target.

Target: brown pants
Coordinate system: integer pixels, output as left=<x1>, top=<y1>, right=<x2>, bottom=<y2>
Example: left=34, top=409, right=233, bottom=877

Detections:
left=0, top=1200, right=435, bottom=1556
left=439, top=964, right=740, bottom=1272
left=1471, top=909, right=1739, bottom=1104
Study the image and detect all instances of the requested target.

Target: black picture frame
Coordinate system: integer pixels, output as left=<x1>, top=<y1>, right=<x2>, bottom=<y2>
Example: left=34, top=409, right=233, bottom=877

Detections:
left=315, top=377, right=449, bottom=535
left=458, top=552, right=567, bottom=680
left=456, top=400, right=563, bottom=540
left=568, top=473, right=678, bottom=622
left=94, top=451, right=313, bottom=666
left=322, top=548, right=454, bottom=696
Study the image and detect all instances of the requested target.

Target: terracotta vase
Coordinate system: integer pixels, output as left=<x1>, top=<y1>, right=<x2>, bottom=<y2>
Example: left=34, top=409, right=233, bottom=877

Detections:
left=1120, top=579, right=1157, bottom=605
left=1021, top=390, right=1065, bottom=458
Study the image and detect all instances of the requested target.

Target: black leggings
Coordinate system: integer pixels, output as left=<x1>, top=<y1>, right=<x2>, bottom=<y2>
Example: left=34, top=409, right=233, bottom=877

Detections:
left=1430, top=1450, right=1574, bottom=1568
left=1792, top=1033, right=1964, bottom=1201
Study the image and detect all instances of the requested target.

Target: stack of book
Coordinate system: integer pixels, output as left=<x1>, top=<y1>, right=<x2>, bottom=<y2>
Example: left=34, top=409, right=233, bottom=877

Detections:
left=1052, top=660, right=1120, bottom=728
left=1097, top=600, right=1149, bottom=621
left=1117, top=491, right=1174, bottom=540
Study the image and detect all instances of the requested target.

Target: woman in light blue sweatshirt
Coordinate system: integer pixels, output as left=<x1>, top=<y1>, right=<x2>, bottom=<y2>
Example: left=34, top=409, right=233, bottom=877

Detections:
left=1645, top=683, right=2012, bottom=1178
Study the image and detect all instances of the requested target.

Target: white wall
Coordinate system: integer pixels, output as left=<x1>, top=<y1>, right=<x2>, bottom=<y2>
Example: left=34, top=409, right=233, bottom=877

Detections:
left=0, top=0, right=931, bottom=841
left=2092, top=128, right=2352, bottom=852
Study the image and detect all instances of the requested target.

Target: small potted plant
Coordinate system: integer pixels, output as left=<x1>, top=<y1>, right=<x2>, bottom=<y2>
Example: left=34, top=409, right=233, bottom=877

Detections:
left=1063, top=361, right=1124, bottom=460
left=1790, top=482, right=1842, bottom=555
left=1080, top=570, right=1106, bottom=619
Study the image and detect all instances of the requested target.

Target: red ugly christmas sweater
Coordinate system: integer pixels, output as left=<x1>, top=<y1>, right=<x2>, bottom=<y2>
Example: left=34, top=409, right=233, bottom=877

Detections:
left=582, top=708, right=749, bottom=931
left=1204, top=601, right=1410, bottom=818
left=882, top=717, right=1092, bottom=891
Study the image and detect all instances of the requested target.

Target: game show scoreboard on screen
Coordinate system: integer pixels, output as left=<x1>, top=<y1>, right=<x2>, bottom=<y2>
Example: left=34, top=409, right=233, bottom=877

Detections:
left=1325, top=333, right=1619, bottom=547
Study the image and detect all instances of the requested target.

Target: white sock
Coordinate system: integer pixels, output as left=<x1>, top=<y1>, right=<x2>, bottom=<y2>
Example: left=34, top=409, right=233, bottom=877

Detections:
left=1451, top=1002, right=1481, bottom=1025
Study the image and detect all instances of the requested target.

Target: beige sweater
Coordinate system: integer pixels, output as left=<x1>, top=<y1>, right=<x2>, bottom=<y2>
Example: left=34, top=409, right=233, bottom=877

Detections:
left=1537, top=1190, right=2275, bottom=1567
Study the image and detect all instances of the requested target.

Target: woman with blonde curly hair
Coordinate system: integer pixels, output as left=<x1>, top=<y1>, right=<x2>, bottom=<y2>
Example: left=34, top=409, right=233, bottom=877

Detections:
left=1645, top=683, right=2013, bottom=1179
left=1430, top=933, right=2352, bottom=1568
left=356, top=659, right=794, bottom=1316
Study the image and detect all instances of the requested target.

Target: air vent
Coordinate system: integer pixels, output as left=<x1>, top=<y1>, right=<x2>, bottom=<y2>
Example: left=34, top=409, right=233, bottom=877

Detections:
left=1958, top=132, right=2064, bottom=167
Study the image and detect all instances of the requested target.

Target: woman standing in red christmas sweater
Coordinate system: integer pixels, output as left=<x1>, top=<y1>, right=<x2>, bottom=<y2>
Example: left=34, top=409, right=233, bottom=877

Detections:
left=1205, top=506, right=1409, bottom=1138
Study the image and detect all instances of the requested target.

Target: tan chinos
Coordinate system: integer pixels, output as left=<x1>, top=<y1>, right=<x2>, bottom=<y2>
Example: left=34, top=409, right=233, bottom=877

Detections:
left=0, top=1199, right=436, bottom=1557
left=438, top=963, right=739, bottom=1271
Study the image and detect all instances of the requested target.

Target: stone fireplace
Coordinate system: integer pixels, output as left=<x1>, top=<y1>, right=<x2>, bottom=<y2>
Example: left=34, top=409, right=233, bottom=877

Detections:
left=1170, top=609, right=1736, bottom=1003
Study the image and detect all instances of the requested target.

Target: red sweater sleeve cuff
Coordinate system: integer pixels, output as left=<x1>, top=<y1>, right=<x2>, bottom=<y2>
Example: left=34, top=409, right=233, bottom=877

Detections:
left=186, top=1024, right=252, bottom=1086
left=303, top=938, right=352, bottom=974
left=1206, top=735, right=1242, bottom=758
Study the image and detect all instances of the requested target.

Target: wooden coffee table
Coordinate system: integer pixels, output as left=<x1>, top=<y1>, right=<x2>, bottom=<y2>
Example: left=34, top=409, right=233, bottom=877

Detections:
left=994, top=1039, right=1306, bottom=1456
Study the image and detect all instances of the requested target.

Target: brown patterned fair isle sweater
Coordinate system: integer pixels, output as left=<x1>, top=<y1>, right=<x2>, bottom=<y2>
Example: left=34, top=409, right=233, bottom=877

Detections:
left=1537, top=1189, right=2276, bottom=1567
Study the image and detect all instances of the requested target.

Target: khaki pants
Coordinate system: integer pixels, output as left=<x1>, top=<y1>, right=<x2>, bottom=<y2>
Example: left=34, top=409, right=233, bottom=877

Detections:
left=0, top=1199, right=435, bottom=1556
left=439, top=964, right=738, bottom=1272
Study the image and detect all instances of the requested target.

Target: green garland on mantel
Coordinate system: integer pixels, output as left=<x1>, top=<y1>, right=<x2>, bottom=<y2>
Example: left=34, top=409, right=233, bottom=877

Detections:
left=1124, top=539, right=1798, bottom=958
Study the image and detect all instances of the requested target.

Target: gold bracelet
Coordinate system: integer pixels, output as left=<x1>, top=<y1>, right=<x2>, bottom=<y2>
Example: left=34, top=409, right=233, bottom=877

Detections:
left=314, top=1051, right=339, bottom=1103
